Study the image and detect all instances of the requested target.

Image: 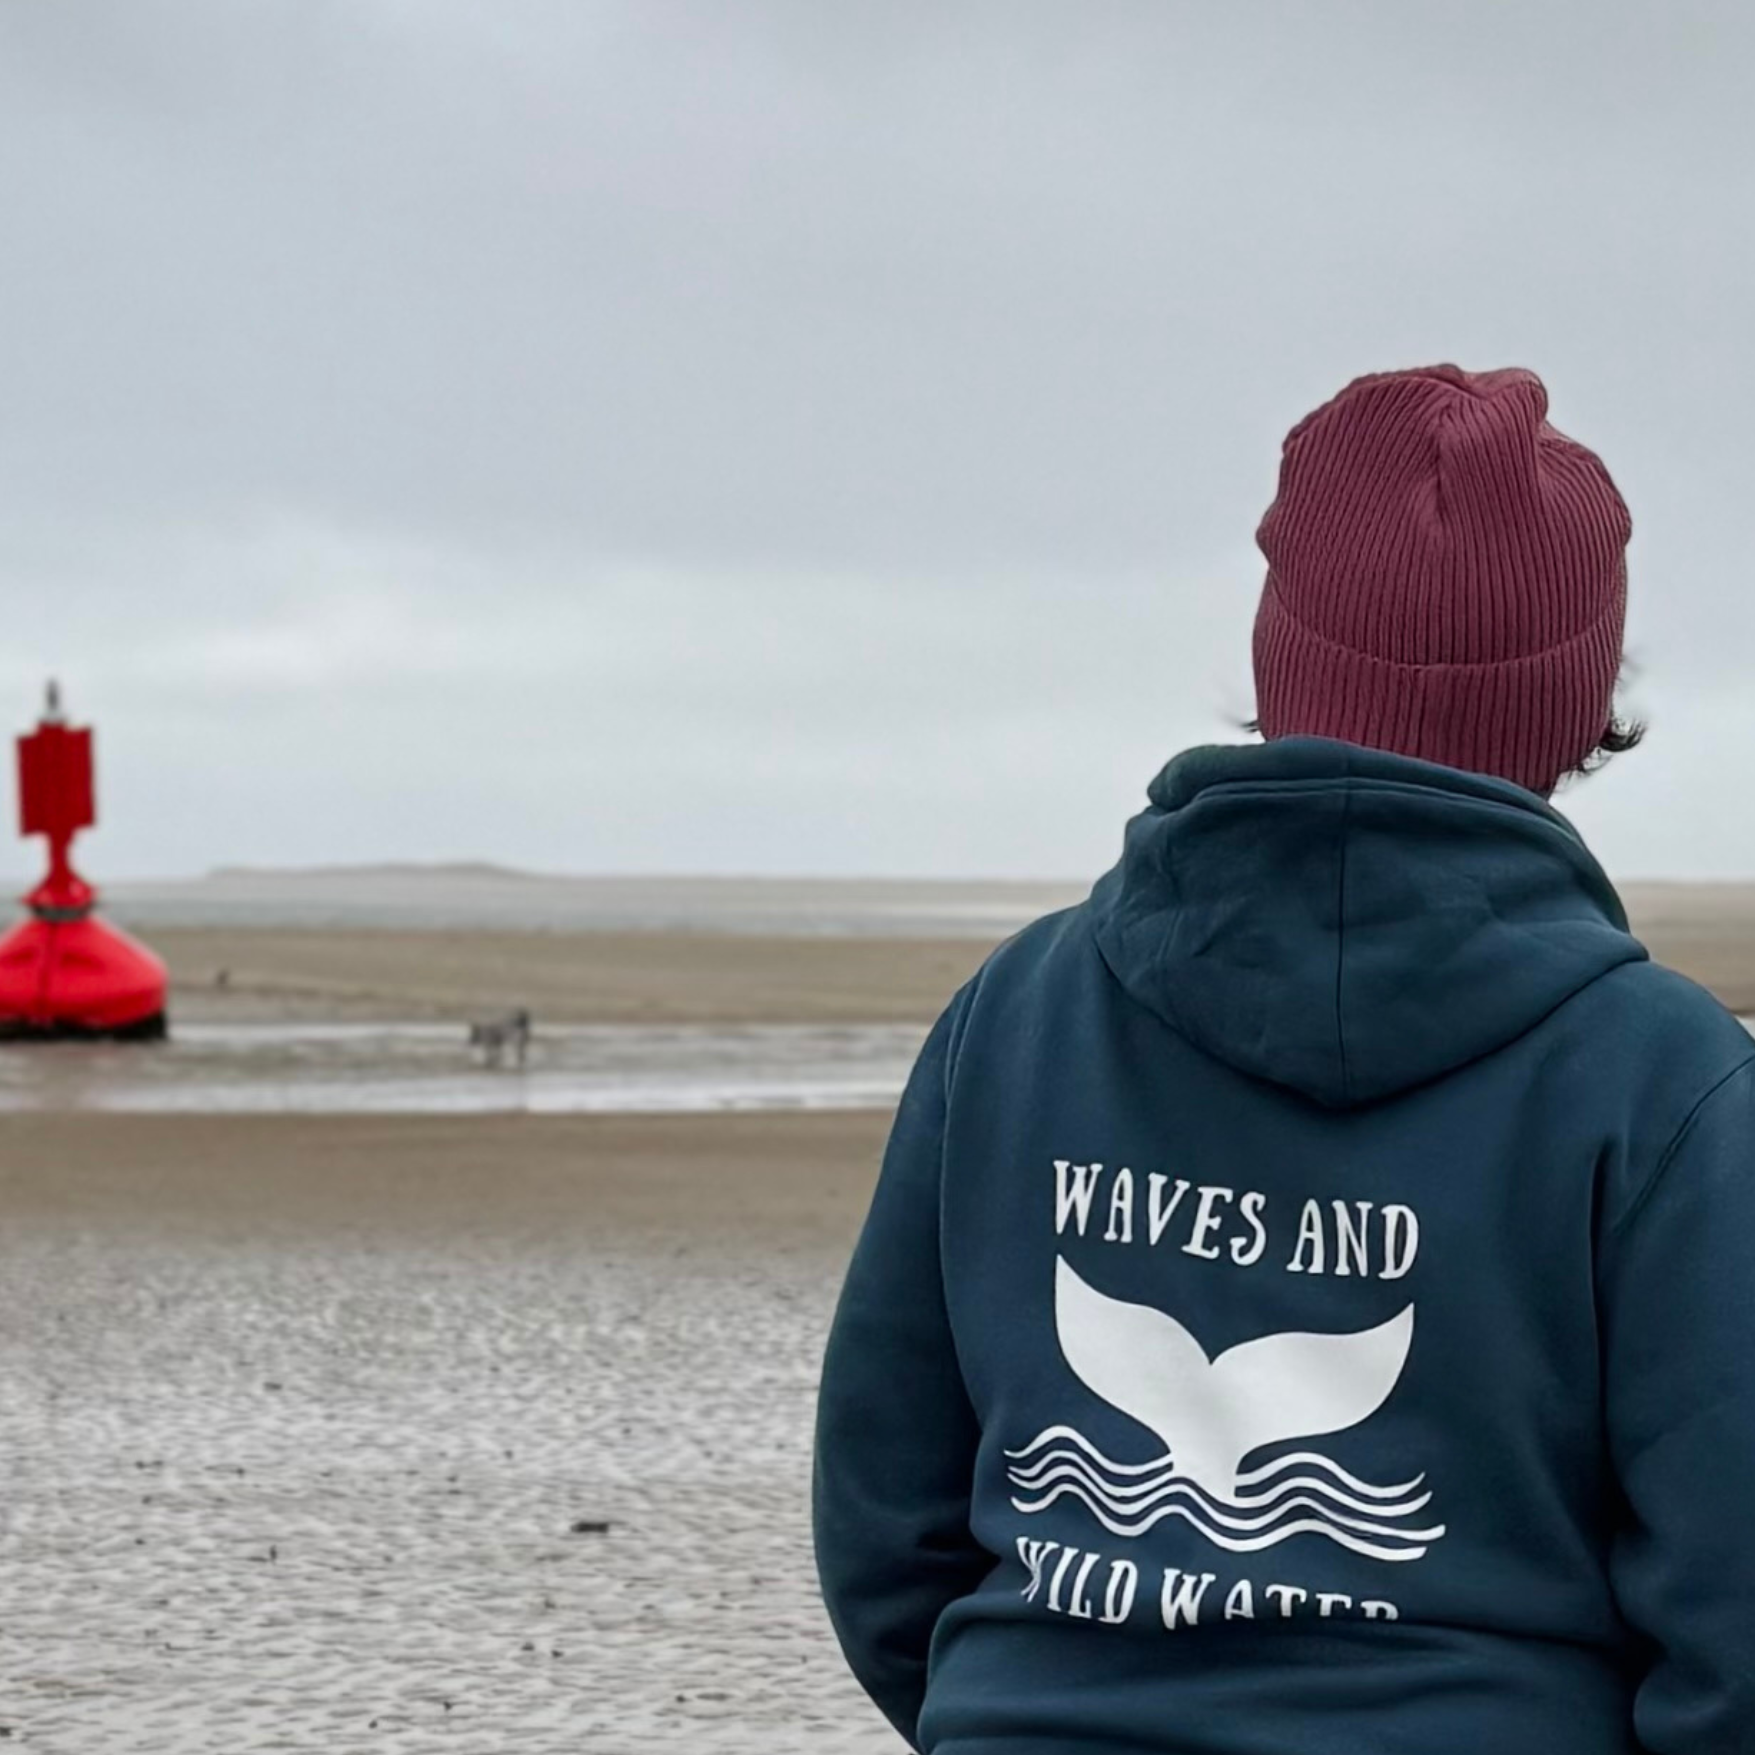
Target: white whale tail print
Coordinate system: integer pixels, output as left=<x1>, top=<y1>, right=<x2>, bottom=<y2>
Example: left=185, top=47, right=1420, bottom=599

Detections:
left=1055, top=1257, right=1413, bottom=1499
left=1005, top=1258, right=1446, bottom=1561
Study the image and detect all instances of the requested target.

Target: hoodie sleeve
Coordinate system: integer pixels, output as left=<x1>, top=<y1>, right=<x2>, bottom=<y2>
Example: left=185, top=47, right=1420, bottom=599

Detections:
left=1601, top=1054, right=1755, bottom=1752
left=813, top=991, right=988, bottom=1751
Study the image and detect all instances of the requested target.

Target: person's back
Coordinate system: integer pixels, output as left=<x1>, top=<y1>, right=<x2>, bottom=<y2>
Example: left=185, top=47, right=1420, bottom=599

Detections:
left=813, top=366, right=1755, bottom=1753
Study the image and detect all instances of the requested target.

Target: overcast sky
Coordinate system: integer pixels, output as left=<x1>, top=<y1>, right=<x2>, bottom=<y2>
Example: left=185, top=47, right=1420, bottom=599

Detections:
left=3, top=2, right=1752, bottom=882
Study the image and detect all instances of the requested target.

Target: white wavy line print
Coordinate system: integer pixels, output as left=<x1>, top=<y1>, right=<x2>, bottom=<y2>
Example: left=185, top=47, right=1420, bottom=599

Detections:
left=1005, top=1444, right=1433, bottom=1515
left=1234, top=1449, right=1426, bottom=1498
left=1005, top=1426, right=1175, bottom=1479
left=1004, top=1426, right=1445, bottom=1560
left=1007, top=1478, right=1440, bottom=1561
left=1005, top=1425, right=1426, bottom=1501
left=1008, top=1454, right=1434, bottom=1523
left=1007, top=1472, right=1443, bottom=1543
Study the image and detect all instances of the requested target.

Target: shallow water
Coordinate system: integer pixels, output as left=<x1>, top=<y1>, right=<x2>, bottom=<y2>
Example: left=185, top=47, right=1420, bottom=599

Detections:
left=8, top=1018, right=1749, bottom=1117
left=0, top=1021, right=925, bottom=1116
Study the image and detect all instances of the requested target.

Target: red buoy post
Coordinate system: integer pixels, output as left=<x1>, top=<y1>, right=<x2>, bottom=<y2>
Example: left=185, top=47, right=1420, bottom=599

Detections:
left=0, top=683, right=168, bottom=1038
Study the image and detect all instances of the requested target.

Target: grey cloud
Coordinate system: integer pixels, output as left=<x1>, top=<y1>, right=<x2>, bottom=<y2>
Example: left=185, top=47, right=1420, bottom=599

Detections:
left=0, top=2, right=1750, bottom=879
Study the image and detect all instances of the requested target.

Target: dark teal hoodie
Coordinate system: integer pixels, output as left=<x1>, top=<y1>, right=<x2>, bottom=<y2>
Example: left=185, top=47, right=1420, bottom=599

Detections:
left=813, top=738, right=1755, bottom=1754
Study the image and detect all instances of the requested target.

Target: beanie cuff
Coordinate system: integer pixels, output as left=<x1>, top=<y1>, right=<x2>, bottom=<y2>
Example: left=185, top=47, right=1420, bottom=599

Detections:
left=1252, top=576, right=1625, bottom=796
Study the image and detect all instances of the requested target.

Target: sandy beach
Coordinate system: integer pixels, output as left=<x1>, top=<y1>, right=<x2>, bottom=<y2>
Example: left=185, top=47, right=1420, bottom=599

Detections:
left=143, top=925, right=995, bottom=1027
left=0, top=1108, right=905, bottom=1754
left=123, top=877, right=1755, bottom=1024
left=135, top=880, right=1755, bottom=1026
left=4, top=882, right=1753, bottom=1752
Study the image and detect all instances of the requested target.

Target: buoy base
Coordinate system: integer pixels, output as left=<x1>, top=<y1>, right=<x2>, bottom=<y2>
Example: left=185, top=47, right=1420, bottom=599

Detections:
left=0, top=911, right=170, bottom=1040
left=0, top=1009, right=168, bottom=1042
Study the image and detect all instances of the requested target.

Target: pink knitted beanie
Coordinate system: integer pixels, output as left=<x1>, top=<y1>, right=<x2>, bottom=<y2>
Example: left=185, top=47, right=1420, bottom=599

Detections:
left=1251, top=363, right=1631, bottom=795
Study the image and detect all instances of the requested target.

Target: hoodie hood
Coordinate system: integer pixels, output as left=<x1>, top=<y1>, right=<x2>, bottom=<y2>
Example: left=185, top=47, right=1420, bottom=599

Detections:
left=1089, top=737, right=1647, bottom=1108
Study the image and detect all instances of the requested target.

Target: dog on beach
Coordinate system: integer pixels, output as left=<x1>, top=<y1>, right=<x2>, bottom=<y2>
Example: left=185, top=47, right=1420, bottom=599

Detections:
left=467, top=1008, right=532, bottom=1068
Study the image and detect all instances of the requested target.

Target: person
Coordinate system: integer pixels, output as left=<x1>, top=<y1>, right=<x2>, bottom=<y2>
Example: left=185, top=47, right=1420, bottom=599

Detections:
left=812, top=364, right=1755, bottom=1754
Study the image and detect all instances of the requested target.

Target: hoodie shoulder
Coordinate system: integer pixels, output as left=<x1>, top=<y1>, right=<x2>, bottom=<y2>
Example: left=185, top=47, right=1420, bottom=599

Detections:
left=961, top=902, right=1099, bottom=993
left=947, top=902, right=1105, bottom=1043
left=1571, top=955, right=1752, bottom=1070
left=1544, top=956, right=1755, bottom=1231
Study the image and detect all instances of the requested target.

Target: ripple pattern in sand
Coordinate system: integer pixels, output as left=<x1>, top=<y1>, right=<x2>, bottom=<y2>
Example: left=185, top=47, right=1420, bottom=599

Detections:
left=0, top=1212, right=903, bottom=1751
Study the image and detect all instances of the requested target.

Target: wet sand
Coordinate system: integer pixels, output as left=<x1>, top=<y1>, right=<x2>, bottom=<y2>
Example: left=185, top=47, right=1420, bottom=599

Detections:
left=147, top=884, right=1755, bottom=1027
left=148, top=926, right=994, bottom=1026
left=0, top=1109, right=905, bottom=1753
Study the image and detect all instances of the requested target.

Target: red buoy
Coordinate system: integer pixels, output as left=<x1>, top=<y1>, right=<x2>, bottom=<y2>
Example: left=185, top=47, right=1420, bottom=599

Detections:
left=0, top=683, right=168, bottom=1039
